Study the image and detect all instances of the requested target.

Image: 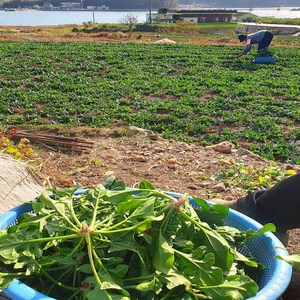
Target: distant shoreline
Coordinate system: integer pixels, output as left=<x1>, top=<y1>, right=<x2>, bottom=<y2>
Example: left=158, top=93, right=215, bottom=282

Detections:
left=0, top=7, right=299, bottom=26
left=1, top=6, right=299, bottom=12
left=1, top=8, right=149, bottom=12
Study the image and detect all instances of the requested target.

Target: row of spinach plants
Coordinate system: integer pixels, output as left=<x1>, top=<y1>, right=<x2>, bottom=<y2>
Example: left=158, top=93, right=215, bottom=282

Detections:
left=0, top=41, right=299, bottom=164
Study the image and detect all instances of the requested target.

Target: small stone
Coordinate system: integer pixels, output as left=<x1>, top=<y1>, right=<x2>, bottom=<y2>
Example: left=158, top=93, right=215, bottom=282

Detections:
left=125, top=126, right=154, bottom=137
left=224, top=196, right=236, bottom=201
left=206, top=141, right=235, bottom=154
left=211, top=183, right=226, bottom=193
left=188, top=171, right=199, bottom=177
left=285, top=164, right=296, bottom=171
left=98, top=128, right=113, bottom=136
left=236, top=148, right=252, bottom=156
left=167, top=157, right=177, bottom=164
left=187, top=185, right=198, bottom=190
left=200, top=181, right=212, bottom=187
left=104, top=171, right=115, bottom=177
left=133, top=155, right=147, bottom=162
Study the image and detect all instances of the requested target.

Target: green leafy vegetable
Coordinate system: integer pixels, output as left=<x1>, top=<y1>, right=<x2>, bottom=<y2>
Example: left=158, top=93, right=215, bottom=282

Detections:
left=275, top=253, right=300, bottom=270
left=0, top=180, right=271, bottom=299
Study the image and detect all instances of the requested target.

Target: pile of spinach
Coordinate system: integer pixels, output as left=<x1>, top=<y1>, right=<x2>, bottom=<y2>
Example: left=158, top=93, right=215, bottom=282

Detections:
left=0, top=179, right=274, bottom=300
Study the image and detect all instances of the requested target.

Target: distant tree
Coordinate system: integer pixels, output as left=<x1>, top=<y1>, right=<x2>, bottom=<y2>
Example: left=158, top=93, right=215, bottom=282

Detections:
left=97, top=0, right=164, bottom=9
left=120, top=13, right=139, bottom=31
left=0, top=0, right=166, bottom=9
left=2, top=0, right=299, bottom=10
left=1, top=0, right=40, bottom=8
left=158, top=7, right=168, bottom=14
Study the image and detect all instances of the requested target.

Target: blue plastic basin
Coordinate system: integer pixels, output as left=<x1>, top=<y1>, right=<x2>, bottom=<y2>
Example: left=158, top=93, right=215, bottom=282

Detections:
left=0, top=191, right=292, bottom=300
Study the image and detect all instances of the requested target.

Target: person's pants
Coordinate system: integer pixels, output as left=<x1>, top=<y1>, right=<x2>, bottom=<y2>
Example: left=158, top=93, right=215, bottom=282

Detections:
left=236, top=173, right=300, bottom=232
left=258, top=31, right=273, bottom=50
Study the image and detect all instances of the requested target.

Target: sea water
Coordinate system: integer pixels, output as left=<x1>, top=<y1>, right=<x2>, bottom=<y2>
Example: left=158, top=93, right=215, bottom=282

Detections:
left=0, top=7, right=299, bottom=26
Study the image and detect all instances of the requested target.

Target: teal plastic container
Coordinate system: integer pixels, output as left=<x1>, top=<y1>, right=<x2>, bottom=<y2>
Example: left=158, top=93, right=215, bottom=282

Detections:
left=254, top=57, right=277, bottom=64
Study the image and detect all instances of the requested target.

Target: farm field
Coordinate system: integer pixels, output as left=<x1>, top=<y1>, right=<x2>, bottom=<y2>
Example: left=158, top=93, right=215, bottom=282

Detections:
left=0, top=24, right=299, bottom=299
left=0, top=41, right=299, bottom=164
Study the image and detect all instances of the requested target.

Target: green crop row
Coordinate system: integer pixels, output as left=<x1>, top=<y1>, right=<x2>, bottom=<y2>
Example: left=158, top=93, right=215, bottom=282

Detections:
left=0, top=41, right=299, bottom=163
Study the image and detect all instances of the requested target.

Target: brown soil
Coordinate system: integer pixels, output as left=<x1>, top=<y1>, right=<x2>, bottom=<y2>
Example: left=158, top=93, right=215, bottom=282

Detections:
left=0, top=25, right=245, bottom=45
left=23, top=126, right=299, bottom=254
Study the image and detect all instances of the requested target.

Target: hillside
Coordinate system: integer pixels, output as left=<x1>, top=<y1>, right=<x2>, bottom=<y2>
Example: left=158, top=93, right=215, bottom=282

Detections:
left=1, top=0, right=300, bottom=9
left=191, top=0, right=300, bottom=8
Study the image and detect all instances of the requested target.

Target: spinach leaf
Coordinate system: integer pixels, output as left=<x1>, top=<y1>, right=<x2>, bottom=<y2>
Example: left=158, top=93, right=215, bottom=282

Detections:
left=0, top=180, right=268, bottom=299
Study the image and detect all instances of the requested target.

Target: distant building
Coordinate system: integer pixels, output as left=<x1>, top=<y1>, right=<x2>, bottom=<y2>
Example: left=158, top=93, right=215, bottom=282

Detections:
left=97, top=5, right=109, bottom=10
left=86, top=5, right=108, bottom=10
left=148, top=13, right=173, bottom=23
left=147, top=9, right=237, bottom=24
left=60, top=2, right=82, bottom=9
left=43, top=2, right=53, bottom=10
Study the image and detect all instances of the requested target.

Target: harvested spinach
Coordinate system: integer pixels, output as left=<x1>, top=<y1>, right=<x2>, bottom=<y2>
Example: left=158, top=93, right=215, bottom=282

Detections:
left=0, top=178, right=274, bottom=300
